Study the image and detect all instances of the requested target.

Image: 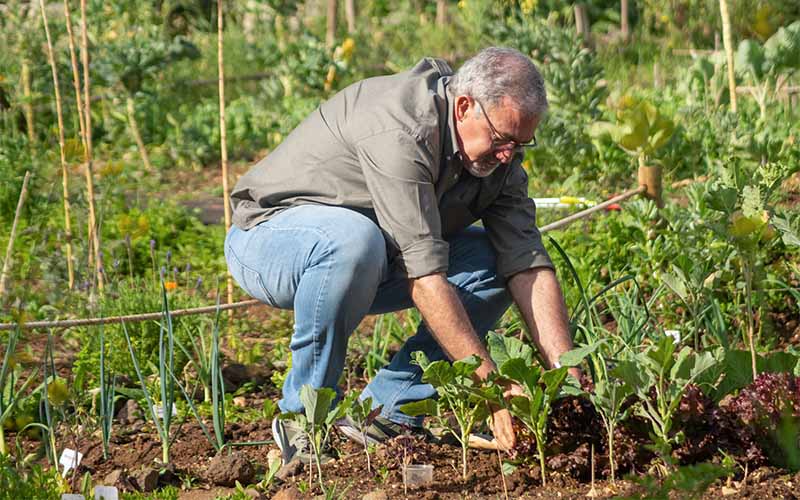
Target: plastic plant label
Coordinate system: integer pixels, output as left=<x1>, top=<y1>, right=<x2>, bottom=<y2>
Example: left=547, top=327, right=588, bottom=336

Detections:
left=155, top=403, right=177, bottom=419
left=61, top=495, right=85, bottom=500
left=94, top=486, right=119, bottom=500
left=664, top=330, right=681, bottom=344
left=59, top=448, right=83, bottom=477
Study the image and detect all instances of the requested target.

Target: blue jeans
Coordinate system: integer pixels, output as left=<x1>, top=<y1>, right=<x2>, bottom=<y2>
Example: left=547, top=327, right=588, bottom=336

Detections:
left=224, top=205, right=511, bottom=426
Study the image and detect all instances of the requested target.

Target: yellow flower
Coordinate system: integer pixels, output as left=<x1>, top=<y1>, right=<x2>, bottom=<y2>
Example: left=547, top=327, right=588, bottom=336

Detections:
left=341, top=38, right=355, bottom=60
left=48, top=378, right=70, bottom=406
left=164, top=281, right=178, bottom=291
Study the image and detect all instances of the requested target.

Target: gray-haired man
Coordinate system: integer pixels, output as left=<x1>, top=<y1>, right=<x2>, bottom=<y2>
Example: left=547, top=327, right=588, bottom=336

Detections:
left=225, top=47, right=579, bottom=464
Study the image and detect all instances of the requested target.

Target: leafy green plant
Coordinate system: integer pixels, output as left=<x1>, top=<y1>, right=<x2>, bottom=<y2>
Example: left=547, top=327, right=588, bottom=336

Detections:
left=99, top=325, right=117, bottom=459
left=619, top=461, right=731, bottom=500
left=735, top=21, right=800, bottom=119
left=613, top=335, right=720, bottom=473
left=588, top=94, right=675, bottom=171
left=487, top=333, right=568, bottom=485
left=283, top=384, right=350, bottom=494
left=400, top=352, right=490, bottom=480
left=344, top=395, right=381, bottom=474
left=0, top=326, right=39, bottom=455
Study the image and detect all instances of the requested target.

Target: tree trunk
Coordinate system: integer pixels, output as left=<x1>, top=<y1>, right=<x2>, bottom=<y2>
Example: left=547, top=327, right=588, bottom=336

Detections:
left=326, top=0, right=337, bottom=48
left=719, top=0, right=737, bottom=112
left=345, top=0, right=356, bottom=34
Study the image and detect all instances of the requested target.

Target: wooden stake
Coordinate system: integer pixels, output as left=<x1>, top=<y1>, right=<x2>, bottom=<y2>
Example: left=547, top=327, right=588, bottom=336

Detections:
left=719, top=0, right=737, bottom=113
left=39, top=0, right=75, bottom=289
left=0, top=172, right=32, bottom=298
left=326, top=0, right=338, bottom=49
left=620, top=0, right=630, bottom=42
left=79, top=0, right=104, bottom=291
left=436, top=0, right=447, bottom=28
left=345, top=0, right=356, bottom=34
left=21, top=60, right=35, bottom=142
left=125, top=95, right=153, bottom=171
left=217, top=0, right=234, bottom=313
left=63, top=0, right=87, bottom=150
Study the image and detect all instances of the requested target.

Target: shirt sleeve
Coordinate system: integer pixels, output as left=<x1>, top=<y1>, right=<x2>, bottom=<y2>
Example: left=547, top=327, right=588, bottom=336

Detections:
left=482, top=163, right=554, bottom=278
left=356, top=129, right=449, bottom=278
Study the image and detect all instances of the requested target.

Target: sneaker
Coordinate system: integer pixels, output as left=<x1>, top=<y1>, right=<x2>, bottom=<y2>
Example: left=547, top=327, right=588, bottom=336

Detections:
left=271, top=416, right=336, bottom=465
left=336, top=415, right=433, bottom=446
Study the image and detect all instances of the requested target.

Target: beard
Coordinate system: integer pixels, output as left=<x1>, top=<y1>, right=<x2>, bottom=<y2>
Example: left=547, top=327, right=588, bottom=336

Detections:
left=463, top=157, right=501, bottom=178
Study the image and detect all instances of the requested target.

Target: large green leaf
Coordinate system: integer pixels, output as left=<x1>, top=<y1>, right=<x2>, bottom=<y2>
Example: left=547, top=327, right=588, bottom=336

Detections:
left=420, top=360, right=455, bottom=388
left=400, top=399, right=439, bottom=417
left=661, top=271, right=689, bottom=302
left=612, top=359, right=650, bottom=394
left=300, top=385, right=336, bottom=426
left=541, top=367, right=568, bottom=399
left=559, top=341, right=605, bottom=367
left=736, top=39, right=766, bottom=80
left=488, top=332, right=533, bottom=367
left=498, top=358, right=540, bottom=393
left=452, top=355, right=482, bottom=380
left=764, top=21, right=800, bottom=70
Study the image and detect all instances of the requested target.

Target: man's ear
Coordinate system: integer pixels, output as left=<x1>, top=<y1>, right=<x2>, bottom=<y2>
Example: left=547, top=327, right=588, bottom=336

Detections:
left=455, top=95, right=473, bottom=122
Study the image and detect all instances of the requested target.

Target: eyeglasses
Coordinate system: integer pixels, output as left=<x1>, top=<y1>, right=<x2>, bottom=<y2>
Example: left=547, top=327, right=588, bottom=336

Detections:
left=475, top=98, right=538, bottom=153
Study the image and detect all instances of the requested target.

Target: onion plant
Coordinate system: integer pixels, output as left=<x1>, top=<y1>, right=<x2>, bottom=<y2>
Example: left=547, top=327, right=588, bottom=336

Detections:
left=122, top=282, right=177, bottom=464
left=99, top=325, right=117, bottom=459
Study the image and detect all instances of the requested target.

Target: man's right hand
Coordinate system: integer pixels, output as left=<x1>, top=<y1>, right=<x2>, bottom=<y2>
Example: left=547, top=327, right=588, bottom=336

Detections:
left=489, top=406, right=517, bottom=451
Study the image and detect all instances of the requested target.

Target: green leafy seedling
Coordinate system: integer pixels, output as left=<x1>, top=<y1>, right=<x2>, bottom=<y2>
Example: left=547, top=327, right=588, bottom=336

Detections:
left=400, top=352, right=490, bottom=480
left=344, top=395, right=382, bottom=474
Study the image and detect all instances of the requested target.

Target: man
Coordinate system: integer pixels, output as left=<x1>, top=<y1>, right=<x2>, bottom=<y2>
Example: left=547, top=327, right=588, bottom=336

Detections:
left=225, top=47, right=580, bottom=464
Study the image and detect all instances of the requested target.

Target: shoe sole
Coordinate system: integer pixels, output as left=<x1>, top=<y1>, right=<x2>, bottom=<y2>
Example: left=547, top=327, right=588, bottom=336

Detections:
left=336, top=419, right=381, bottom=447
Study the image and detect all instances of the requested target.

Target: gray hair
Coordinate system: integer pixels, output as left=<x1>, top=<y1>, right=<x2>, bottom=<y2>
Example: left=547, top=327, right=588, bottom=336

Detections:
left=450, top=47, right=548, bottom=118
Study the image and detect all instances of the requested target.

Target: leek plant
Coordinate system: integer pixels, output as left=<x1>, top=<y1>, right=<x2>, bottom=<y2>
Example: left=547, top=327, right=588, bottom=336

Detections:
left=99, top=325, right=117, bottom=459
left=122, top=282, right=178, bottom=464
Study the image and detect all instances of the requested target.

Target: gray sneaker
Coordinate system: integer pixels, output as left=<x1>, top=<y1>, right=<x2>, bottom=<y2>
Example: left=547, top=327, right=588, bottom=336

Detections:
left=336, top=415, right=433, bottom=446
left=271, top=416, right=336, bottom=465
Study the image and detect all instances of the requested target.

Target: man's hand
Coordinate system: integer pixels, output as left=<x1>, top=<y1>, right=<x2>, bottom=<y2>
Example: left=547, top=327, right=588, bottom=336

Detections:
left=489, top=406, right=516, bottom=451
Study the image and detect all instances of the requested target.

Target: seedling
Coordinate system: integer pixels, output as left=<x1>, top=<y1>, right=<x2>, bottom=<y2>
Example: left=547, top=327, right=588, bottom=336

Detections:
left=400, top=352, right=490, bottom=480
left=343, top=394, right=382, bottom=473
left=613, top=335, right=719, bottom=474
left=0, top=325, right=39, bottom=455
left=487, top=332, right=568, bottom=485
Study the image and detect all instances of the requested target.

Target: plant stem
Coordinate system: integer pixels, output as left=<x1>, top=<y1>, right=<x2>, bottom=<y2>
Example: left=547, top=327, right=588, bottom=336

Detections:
left=0, top=171, right=31, bottom=298
left=0, top=425, right=6, bottom=455
left=607, top=420, right=616, bottom=483
left=21, top=59, right=35, bottom=142
left=39, top=0, right=75, bottom=290
left=719, top=0, right=737, bottom=113
left=743, top=256, right=758, bottom=377
left=537, top=436, right=547, bottom=486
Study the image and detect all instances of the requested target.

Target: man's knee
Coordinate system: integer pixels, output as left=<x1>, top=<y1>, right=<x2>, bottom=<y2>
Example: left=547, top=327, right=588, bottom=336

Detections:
left=324, top=209, right=387, bottom=278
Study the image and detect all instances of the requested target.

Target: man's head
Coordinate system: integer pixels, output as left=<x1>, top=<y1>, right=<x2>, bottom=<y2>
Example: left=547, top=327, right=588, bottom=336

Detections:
left=450, top=47, right=548, bottom=177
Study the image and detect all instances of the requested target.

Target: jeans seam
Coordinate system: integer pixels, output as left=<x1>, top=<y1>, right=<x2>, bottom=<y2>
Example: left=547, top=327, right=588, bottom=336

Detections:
left=225, top=242, right=278, bottom=306
left=310, top=243, right=334, bottom=382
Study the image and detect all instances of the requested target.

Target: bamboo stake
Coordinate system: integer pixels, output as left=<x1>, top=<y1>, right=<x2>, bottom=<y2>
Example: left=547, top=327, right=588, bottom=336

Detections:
left=0, top=172, right=32, bottom=298
left=719, top=0, right=737, bottom=113
left=79, top=0, right=104, bottom=291
left=125, top=95, right=153, bottom=171
left=345, top=0, right=356, bottom=34
left=326, top=0, right=338, bottom=49
left=217, top=0, right=234, bottom=313
left=436, top=0, right=447, bottom=28
left=39, top=0, right=75, bottom=289
left=63, top=0, right=87, bottom=152
left=21, top=60, right=35, bottom=142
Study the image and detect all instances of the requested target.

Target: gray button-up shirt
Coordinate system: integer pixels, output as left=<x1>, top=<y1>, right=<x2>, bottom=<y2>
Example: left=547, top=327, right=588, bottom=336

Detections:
left=231, top=57, right=553, bottom=279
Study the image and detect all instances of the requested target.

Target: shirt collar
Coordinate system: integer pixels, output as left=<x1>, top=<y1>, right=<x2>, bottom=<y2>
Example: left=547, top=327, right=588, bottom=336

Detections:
left=441, top=77, right=461, bottom=162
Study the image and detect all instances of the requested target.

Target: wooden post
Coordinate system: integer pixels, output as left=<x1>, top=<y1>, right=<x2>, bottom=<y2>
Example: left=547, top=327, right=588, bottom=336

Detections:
left=719, top=0, right=737, bottom=113
left=217, top=0, right=234, bottom=314
left=21, top=60, right=35, bottom=142
left=326, top=0, right=338, bottom=49
left=436, top=0, right=447, bottom=28
left=80, top=0, right=104, bottom=291
left=637, top=163, right=664, bottom=208
left=0, top=172, right=31, bottom=298
left=345, top=0, right=356, bottom=34
left=574, top=4, right=592, bottom=47
left=39, top=0, right=75, bottom=289
left=620, top=0, right=630, bottom=42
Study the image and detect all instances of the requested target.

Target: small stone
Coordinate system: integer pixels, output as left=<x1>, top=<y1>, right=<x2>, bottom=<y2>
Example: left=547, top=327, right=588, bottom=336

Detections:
left=272, top=487, right=303, bottom=500
left=103, top=469, right=124, bottom=487
left=721, top=486, right=738, bottom=496
left=275, top=458, right=304, bottom=481
left=133, top=467, right=158, bottom=492
left=233, top=396, right=247, bottom=408
left=362, top=489, right=388, bottom=500
left=206, top=452, right=255, bottom=486
left=116, top=400, right=142, bottom=424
